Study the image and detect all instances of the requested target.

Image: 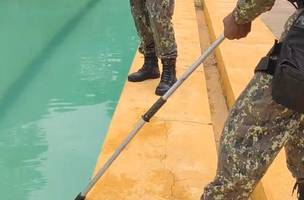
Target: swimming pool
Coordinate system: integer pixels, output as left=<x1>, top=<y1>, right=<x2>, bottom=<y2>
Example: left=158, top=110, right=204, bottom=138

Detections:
left=0, top=0, right=138, bottom=199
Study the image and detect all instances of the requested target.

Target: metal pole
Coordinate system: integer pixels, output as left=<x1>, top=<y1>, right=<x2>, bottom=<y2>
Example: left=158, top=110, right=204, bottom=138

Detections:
left=74, top=119, right=146, bottom=200
left=74, top=34, right=225, bottom=200
left=163, top=34, right=225, bottom=100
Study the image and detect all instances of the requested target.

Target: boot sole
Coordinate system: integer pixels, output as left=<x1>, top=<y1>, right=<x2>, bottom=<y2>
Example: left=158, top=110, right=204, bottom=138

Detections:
left=128, top=74, right=160, bottom=82
left=155, top=90, right=166, bottom=96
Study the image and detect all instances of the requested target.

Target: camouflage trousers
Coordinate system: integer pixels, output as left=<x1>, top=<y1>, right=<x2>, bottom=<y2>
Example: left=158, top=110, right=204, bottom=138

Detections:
left=130, top=0, right=177, bottom=59
left=202, top=10, right=304, bottom=200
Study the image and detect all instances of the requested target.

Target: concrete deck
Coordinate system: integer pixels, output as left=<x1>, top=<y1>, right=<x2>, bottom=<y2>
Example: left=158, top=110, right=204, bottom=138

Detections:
left=261, top=0, right=295, bottom=38
left=87, top=0, right=218, bottom=199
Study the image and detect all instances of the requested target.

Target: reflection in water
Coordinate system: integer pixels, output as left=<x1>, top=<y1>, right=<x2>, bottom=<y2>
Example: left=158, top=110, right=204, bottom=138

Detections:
left=0, top=0, right=138, bottom=199
left=0, top=123, right=48, bottom=200
left=48, top=99, right=76, bottom=113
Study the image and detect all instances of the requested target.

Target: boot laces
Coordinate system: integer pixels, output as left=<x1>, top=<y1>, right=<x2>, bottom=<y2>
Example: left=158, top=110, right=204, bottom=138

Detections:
left=139, top=56, right=157, bottom=72
left=293, top=179, right=304, bottom=199
left=161, top=66, right=173, bottom=83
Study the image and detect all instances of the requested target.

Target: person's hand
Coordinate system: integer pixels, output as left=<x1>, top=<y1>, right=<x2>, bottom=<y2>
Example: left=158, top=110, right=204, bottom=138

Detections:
left=223, top=13, right=252, bottom=40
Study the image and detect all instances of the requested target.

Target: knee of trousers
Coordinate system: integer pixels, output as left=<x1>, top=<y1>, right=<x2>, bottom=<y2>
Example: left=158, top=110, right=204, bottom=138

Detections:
left=145, top=19, right=177, bottom=58
left=202, top=175, right=256, bottom=200
left=148, top=13, right=174, bottom=29
left=145, top=0, right=175, bottom=21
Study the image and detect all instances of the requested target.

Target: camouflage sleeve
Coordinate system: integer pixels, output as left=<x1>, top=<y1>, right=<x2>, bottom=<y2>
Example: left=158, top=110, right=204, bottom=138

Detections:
left=232, top=0, right=276, bottom=24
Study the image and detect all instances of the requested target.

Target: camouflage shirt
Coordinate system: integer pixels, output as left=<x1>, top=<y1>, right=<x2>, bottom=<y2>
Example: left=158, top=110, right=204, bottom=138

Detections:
left=233, top=0, right=276, bottom=24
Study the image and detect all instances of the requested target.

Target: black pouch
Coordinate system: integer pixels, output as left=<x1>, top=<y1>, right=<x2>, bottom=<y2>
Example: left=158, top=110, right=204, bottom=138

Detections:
left=254, top=40, right=282, bottom=75
left=272, top=11, right=304, bottom=113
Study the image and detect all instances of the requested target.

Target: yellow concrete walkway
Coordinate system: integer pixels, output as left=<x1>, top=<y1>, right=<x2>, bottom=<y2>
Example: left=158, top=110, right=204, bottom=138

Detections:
left=87, top=0, right=217, bottom=199
left=202, top=0, right=296, bottom=199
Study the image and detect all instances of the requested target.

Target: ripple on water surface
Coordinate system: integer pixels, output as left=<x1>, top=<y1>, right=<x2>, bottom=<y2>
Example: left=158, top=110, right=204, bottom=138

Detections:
left=0, top=0, right=138, bottom=199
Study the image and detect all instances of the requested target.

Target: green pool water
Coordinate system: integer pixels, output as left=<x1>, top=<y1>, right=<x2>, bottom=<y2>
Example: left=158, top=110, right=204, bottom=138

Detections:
left=0, top=0, right=138, bottom=199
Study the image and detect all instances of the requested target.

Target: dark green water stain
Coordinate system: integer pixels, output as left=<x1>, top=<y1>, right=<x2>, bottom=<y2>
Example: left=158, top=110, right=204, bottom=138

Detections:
left=0, top=0, right=138, bottom=199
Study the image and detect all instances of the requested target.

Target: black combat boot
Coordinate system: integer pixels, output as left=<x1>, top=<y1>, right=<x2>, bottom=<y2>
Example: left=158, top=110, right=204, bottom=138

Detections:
left=128, top=53, right=160, bottom=82
left=293, top=179, right=304, bottom=200
left=155, top=58, right=177, bottom=96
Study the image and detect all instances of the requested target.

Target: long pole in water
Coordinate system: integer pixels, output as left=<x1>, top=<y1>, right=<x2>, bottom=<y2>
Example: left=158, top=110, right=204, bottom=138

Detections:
left=75, top=34, right=225, bottom=200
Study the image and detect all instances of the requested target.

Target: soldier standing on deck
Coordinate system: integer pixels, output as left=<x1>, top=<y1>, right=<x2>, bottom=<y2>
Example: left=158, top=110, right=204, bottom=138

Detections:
left=201, top=0, right=304, bottom=200
left=128, top=0, right=178, bottom=96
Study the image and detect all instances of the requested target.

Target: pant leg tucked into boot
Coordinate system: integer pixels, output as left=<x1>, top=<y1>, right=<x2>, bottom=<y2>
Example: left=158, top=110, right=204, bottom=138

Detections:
left=155, top=58, right=177, bottom=96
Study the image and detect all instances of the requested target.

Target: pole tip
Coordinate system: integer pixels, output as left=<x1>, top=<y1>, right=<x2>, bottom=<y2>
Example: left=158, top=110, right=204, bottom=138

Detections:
left=74, top=193, right=86, bottom=200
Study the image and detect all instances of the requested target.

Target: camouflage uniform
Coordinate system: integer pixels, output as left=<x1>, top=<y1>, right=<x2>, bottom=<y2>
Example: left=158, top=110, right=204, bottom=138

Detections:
left=129, top=0, right=177, bottom=59
left=202, top=2, right=304, bottom=200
